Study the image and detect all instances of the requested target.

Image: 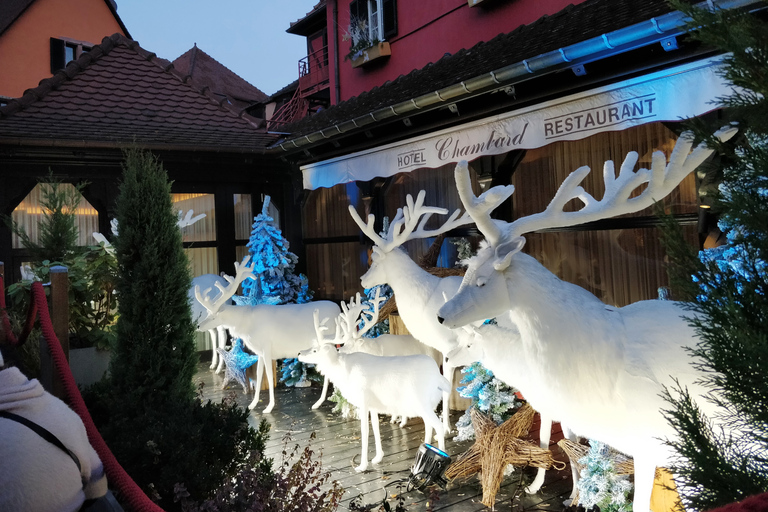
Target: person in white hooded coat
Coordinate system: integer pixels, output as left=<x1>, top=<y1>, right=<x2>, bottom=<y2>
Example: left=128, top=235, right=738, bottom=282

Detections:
left=0, top=348, right=108, bottom=511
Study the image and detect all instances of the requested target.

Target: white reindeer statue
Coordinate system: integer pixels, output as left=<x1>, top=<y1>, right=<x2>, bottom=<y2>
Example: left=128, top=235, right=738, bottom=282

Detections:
left=196, top=257, right=340, bottom=413
left=189, top=274, right=230, bottom=373
left=299, top=310, right=451, bottom=472
left=317, top=289, right=442, bottom=427
left=446, top=325, right=579, bottom=501
left=436, top=128, right=739, bottom=511
left=347, top=190, right=510, bottom=432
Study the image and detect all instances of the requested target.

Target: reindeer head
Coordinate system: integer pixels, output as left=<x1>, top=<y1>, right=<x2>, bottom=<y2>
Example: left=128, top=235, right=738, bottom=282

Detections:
left=195, top=256, right=255, bottom=331
left=445, top=326, right=486, bottom=367
left=438, top=128, right=738, bottom=328
left=349, top=190, right=474, bottom=288
left=298, top=310, right=340, bottom=364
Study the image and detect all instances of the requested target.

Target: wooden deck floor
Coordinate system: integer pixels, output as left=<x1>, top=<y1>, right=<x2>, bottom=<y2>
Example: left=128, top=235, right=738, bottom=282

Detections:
left=194, top=362, right=574, bottom=512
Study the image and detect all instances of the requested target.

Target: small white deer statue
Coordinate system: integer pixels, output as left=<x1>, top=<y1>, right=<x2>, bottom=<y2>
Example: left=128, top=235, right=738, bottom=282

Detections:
left=196, top=257, right=341, bottom=413
left=348, top=190, right=511, bottom=432
left=318, top=289, right=442, bottom=426
left=436, top=128, right=739, bottom=511
left=189, top=274, right=230, bottom=373
left=299, top=310, right=451, bottom=472
left=446, top=325, right=579, bottom=501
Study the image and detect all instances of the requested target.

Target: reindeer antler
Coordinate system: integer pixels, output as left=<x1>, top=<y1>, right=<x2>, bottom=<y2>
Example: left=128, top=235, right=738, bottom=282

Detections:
left=348, top=190, right=474, bottom=252
left=338, top=293, right=367, bottom=342
left=357, top=288, right=386, bottom=338
left=194, top=256, right=255, bottom=316
left=312, top=309, right=334, bottom=346
left=456, top=127, right=738, bottom=244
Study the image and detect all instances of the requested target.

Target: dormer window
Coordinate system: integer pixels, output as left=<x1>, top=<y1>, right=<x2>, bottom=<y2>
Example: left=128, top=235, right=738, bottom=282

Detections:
left=50, top=37, right=93, bottom=73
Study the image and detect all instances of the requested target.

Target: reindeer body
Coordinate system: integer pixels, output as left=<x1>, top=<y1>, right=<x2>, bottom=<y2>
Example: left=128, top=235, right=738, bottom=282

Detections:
left=299, top=343, right=450, bottom=472
left=340, top=333, right=442, bottom=364
left=437, top=131, right=738, bottom=510
left=360, top=247, right=465, bottom=432
left=200, top=300, right=341, bottom=412
left=443, top=252, right=711, bottom=508
left=447, top=322, right=579, bottom=499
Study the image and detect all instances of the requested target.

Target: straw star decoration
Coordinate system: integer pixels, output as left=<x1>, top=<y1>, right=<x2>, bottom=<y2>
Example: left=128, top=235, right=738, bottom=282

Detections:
left=218, top=338, right=259, bottom=393
left=445, top=403, right=563, bottom=508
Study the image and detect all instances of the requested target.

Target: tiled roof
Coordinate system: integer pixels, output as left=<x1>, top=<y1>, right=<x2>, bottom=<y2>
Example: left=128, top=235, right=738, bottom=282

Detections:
left=172, top=44, right=268, bottom=111
left=0, top=33, right=276, bottom=152
left=265, top=79, right=299, bottom=103
left=0, top=0, right=35, bottom=36
left=287, top=1, right=326, bottom=35
left=281, top=0, right=677, bottom=138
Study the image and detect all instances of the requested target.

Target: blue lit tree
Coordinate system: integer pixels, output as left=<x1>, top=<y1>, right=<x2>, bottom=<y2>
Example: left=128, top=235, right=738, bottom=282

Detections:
left=238, top=196, right=312, bottom=305
left=454, top=362, right=523, bottom=442
left=236, top=195, right=314, bottom=386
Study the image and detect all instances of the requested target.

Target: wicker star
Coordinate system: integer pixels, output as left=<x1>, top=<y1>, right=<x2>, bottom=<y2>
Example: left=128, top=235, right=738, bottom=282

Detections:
left=445, top=403, right=562, bottom=508
left=217, top=338, right=259, bottom=393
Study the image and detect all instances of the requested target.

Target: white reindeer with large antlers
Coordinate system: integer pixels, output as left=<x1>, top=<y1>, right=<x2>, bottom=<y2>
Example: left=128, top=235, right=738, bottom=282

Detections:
left=348, top=190, right=510, bottom=432
left=300, top=310, right=450, bottom=472
left=196, top=257, right=340, bottom=413
left=437, top=128, right=739, bottom=511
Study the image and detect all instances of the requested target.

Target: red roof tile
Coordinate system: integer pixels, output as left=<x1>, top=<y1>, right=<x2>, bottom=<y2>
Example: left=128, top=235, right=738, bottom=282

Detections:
left=0, top=33, right=275, bottom=152
left=172, top=44, right=268, bottom=111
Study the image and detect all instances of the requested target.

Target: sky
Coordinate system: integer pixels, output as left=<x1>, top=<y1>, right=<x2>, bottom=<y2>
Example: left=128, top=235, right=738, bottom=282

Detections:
left=116, top=0, right=320, bottom=96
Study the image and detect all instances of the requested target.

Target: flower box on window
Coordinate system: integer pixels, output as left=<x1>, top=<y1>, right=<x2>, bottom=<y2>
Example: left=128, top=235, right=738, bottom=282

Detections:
left=350, top=42, right=391, bottom=68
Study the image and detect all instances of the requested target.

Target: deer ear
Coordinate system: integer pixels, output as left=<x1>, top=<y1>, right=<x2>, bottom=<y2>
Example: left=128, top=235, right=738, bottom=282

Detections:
left=493, top=236, right=525, bottom=271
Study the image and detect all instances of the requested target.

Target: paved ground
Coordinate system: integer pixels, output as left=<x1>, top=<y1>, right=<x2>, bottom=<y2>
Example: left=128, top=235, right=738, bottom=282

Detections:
left=194, top=361, right=574, bottom=512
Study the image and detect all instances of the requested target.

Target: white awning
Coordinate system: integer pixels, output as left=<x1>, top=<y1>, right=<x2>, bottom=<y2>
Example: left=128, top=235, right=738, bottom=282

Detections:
left=302, top=56, right=733, bottom=190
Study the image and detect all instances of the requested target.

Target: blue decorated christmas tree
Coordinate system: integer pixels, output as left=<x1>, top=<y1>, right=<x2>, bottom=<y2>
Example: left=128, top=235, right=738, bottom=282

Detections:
left=454, top=361, right=523, bottom=442
left=239, top=195, right=312, bottom=305
left=576, top=441, right=633, bottom=512
left=236, top=195, right=315, bottom=387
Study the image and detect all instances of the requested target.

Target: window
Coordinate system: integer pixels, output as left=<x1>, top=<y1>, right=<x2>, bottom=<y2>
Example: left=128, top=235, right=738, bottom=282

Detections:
left=350, top=0, right=397, bottom=42
left=50, top=38, right=92, bottom=73
left=12, top=183, right=99, bottom=249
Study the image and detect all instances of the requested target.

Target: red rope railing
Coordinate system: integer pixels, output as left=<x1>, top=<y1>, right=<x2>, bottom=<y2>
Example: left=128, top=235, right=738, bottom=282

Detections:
left=1, top=275, right=164, bottom=512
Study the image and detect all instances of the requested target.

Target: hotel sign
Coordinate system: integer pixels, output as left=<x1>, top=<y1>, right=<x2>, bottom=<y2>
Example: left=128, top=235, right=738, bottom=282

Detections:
left=302, top=58, right=733, bottom=190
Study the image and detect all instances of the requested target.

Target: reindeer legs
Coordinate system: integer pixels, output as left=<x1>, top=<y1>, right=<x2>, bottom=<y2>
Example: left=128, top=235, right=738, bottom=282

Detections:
left=370, top=411, right=384, bottom=465
left=312, top=376, right=330, bottom=409
left=442, top=356, right=455, bottom=433
left=526, top=413, right=553, bottom=494
left=214, top=325, right=227, bottom=374
left=357, top=406, right=371, bottom=472
left=262, top=353, right=277, bottom=414
left=248, top=354, right=265, bottom=411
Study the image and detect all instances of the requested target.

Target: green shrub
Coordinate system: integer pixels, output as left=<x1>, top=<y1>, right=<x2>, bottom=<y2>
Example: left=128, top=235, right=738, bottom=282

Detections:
left=85, top=149, right=271, bottom=510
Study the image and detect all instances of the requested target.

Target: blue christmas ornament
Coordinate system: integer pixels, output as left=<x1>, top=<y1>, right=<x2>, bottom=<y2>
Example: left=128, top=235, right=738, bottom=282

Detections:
left=217, top=338, right=259, bottom=393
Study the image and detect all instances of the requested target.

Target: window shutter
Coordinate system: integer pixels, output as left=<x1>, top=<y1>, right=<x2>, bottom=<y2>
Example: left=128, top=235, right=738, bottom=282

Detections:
left=382, top=0, right=397, bottom=39
left=50, top=38, right=65, bottom=73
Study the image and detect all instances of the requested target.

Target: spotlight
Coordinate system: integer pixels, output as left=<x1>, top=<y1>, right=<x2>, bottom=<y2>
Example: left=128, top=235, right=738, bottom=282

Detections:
left=409, top=443, right=451, bottom=491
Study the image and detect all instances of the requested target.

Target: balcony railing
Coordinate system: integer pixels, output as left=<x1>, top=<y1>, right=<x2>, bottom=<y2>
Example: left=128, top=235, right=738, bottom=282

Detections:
left=298, top=46, right=329, bottom=94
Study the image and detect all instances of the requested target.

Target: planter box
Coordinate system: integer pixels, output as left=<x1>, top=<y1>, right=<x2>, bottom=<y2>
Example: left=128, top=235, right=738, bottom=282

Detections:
left=70, top=347, right=111, bottom=387
left=350, top=42, right=391, bottom=69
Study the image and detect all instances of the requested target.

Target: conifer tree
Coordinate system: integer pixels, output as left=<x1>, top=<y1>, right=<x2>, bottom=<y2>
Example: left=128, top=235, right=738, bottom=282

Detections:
left=110, top=149, right=197, bottom=404
left=87, top=149, right=268, bottom=510
left=660, top=3, right=768, bottom=508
